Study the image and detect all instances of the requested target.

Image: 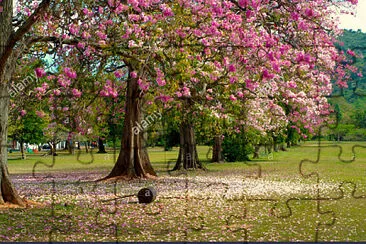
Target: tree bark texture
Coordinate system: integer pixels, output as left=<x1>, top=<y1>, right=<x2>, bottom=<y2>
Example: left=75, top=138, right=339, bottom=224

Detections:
left=97, top=137, right=107, bottom=153
left=0, top=83, right=24, bottom=205
left=212, top=135, right=224, bottom=163
left=253, top=144, right=260, bottom=159
left=173, top=121, right=204, bottom=170
left=104, top=76, right=157, bottom=179
left=20, top=141, right=25, bottom=159
left=0, top=0, right=25, bottom=205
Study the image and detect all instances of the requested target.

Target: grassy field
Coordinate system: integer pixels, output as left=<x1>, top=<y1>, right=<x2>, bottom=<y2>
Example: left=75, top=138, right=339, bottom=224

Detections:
left=1, top=141, right=366, bottom=241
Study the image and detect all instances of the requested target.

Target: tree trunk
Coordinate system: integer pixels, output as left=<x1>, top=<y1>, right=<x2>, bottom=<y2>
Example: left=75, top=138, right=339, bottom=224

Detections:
left=47, top=142, right=57, bottom=156
left=20, top=141, right=26, bottom=159
left=279, top=143, right=286, bottom=151
left=0, top=0, right=25, bottom=206
left=103, top=75, right=157, bottom=180
left=173, top=121, right=204, bottom=170
left=253, top=144, right=260, bottom=159
left=0, top=0, right=51, bottom=206
left=85, top=141, right=89, bottom=153
left=0, top=83, right=25, bottom=205
left=172, top=125, right=185, bottom=171
left=68, top=139, right=74, bottom=155
left=65, top=140, right=69, bottom=150
left=212, top=135, right=224, bottom=163
left=97, top=137, right=107, bottom=154
left=266, top=144, right=272, bottom=154
left=273, top=136, right=278, bottom=152
left=52, top=142, right=57, bottom=156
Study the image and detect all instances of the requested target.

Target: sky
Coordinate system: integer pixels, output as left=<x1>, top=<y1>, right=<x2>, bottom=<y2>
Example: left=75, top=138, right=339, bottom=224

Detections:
left=338, top=1, right=366, bottom=32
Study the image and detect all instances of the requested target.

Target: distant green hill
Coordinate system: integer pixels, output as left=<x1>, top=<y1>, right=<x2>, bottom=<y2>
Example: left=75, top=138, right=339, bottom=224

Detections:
left=326, top=29, right=366, bottom=140
left=333, top=29, right=366, bottom=104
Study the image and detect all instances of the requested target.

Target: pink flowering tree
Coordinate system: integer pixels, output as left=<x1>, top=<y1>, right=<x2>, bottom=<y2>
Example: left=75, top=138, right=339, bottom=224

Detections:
left=39, top=0, right=358, bottom=175
left=0, top=0, right=359, bottom=205
left=156, top=0, right=358, bottom=169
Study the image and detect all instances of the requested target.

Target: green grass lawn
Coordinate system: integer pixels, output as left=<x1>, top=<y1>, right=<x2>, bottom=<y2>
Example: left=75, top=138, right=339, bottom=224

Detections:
left=2, top=141, right=366, bottom=241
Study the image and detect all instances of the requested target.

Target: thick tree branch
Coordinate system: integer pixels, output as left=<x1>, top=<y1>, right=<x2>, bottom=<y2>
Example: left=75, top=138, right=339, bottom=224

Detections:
left=10, top=0, right=51, bottom=47
left=0, top=0, right=50, bottom=79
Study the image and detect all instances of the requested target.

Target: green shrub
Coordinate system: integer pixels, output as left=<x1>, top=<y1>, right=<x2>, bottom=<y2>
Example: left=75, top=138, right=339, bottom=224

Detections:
left=222, top=132, right=253, bottom=162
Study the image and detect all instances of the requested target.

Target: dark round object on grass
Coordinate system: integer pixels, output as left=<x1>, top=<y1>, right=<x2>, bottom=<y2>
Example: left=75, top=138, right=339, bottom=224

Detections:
left=137, top=187, right=157, bottom=204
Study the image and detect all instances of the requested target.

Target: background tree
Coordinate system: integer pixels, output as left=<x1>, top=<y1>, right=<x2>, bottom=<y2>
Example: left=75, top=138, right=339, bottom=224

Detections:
left=8, top=110, right=46, bottom=159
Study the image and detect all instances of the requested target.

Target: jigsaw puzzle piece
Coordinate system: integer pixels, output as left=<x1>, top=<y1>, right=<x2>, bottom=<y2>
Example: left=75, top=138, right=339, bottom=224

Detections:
left=320, top=182, right=366, bottom=241
left=241, top=198, right=335, bottom=242
left=299, top=142, right=366, bottom=199
left=92, top=182, right=121, bottom=241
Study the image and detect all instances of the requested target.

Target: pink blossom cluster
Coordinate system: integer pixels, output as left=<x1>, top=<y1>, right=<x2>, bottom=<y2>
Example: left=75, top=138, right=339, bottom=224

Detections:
left=100, top=80, right=118, bottom=98
left=21, top=0, right=359, bottom=140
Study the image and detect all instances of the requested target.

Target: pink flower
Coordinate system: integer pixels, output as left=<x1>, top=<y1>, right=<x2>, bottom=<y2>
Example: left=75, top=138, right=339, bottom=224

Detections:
left=69, top=24, right=79, bottom=35
left=72, top=88, right=82, bottom=98
left=291, top=12, right=299, bottom=21
left=96, top=31, right=107, bottom=40
left=35, top=68, right=46, bottom=78
left=304, top=8, right=315, bottom=17
left=105, top=19, right=114, bottom=25
left=288, top=80, right=297, bottom=88
left=64, top=68, right=77, bottom=79
left=53, top=89, right=61, bottom=96
left=100, top=90, right=109, bottom=97
left=347, top=49, right=355, bottom=56
left=20, top=110, right=27, bottom=116
left=182, top=86, right=191, bottom=97
left=228, top=64, right=236, bottom=72
left=82, top=31, right=91, bottom=39
left=35, top=87, right=45, bottom=93
left=156, top=95, right=172, bottom=103
left=237, top=91, right=244, bottom=98
left=77, top=42, right=86, bottom=49
left=347, top=0, right=358, bottom=4
left=262, top=69, right=274, bottom=80
left=156, top=78, right=166, bottom=86
left=114, top=70, right=123, bottom=78
left=229, top=76, right=237, bottom=84
left=161, top=4, right=174, bottom=17
left=58, top=77, right=71, bottom=88
left=131, top=71, right=138, bottom=78
left=206, top=95, right=213, bottom=101
left=154, top=67, right=166, bottom=86
left=229, top=95, right=237, bottom=101
left=83, top=8, right=93, bottom=16
left=137, top=79, right=150, bottom=91
left=42, top=83, right=49, bottom=89
left=108, top=0, right=115, bottom=7
left=238, top=0, right=250, bottom=7
left=36, top=111, right=45, bottom=118
left=191, top=77, right=199, bottom=83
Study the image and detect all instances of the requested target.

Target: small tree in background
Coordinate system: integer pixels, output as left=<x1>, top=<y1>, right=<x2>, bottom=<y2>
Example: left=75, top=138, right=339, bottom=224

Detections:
left=9, top=111, right=46, bottom=159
